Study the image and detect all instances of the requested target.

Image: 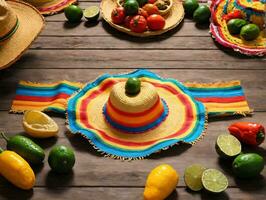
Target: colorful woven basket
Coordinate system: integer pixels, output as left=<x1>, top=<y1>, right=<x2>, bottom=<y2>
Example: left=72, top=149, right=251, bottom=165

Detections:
left=67, top=70, right=207, bottom=159
left=210, top=0, right=266, bottom=56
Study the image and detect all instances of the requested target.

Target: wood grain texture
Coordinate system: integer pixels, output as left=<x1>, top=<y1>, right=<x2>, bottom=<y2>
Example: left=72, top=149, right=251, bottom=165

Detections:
left=0, top=0, right=265, bottom=198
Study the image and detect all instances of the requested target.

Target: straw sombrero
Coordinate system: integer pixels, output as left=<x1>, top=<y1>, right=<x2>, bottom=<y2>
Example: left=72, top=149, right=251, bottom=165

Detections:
left=210, top=0, right=266, bottom=56
left=23, top=0, right=77, bottom=15
left=67, top=70, right=207, bottom=159
left=0, top=0, right=44, bottom=70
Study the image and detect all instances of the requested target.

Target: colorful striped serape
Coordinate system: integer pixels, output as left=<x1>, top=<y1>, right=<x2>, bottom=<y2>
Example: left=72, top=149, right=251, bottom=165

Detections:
left=11, top=78, right=252, bottom=117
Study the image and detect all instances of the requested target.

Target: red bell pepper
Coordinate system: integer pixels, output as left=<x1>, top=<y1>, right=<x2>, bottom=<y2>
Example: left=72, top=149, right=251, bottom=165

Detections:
left=222, top=10, right=243, bottom=22
left=228, top=122, right=265, bottom=146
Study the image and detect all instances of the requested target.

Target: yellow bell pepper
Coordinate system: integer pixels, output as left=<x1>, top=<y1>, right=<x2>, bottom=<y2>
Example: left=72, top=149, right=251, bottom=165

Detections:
left=144, top=164, right=179, bottom=200
left=0, top=148, right=35, bottom=190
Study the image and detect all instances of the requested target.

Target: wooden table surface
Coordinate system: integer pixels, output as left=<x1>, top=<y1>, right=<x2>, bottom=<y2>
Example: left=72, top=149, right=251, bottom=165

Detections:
left=0, top=0, right=266, bottom=199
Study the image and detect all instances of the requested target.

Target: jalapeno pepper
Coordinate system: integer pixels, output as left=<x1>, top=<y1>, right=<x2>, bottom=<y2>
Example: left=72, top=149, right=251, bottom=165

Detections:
left=222, top=10, right=243, bottom=21
left=228, top=122, right=265, bottom=146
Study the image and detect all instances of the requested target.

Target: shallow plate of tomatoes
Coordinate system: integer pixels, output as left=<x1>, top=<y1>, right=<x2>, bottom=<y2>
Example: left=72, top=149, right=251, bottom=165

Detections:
left=100, top=0, right=184, bottom=37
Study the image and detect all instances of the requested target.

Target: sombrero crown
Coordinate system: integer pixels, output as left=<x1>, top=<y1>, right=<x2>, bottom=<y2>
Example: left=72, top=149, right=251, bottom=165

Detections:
left=67, top=70, right=207, bottom=159
left=0, top=0, right=19, bottom=43
left=104, top=81, right=169, bottom=133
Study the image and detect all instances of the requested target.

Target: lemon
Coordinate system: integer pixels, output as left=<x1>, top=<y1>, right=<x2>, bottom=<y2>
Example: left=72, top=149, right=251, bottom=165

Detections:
left=144, top=164, right=179, bottom=200
left=23, top=110, right=59, bottom=138
left=201, top=169, right=228, bottom=193
left=184, top=164, right=206, bottom=191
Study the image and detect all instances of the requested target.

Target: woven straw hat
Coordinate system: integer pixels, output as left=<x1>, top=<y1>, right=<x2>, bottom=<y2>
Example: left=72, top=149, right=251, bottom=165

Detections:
left=23, top=0, right=77, bottom=15
left=67, top=70, right=207, bottom=159
left=0, top=0, right=44, bottom=70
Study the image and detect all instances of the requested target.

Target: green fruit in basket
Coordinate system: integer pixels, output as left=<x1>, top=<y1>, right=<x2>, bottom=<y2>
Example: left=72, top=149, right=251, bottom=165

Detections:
left=215, top=134, right=241, bottom=159
left=232, top=153, right=264, bottom=179
left=227, top=18, right=247, bottom=35
left=193, top=5, right=211, bottom=24
left=64, top=5, right=83, bottom=23
left=124, top=0, right=139, bottom=16
left=48, top=145, right=75, bottom=173
left=184, top=164, right=206, bottom=191
left=240, top=24, right=260, bottom=41
left=183, top=0, right=199, bottom=16
left=84, top=6, right=100, bottom=21
left=201, top=169, right=228, bottom=193
left=125, top=77, right=141, bottom=95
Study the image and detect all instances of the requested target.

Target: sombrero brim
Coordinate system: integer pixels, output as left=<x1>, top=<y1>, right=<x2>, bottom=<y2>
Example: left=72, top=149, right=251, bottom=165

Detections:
left=67, top=70, right=207, bottom=159
left=210, top=0, right=266, bottom=56
left=27, top=0, right=77, bottom=15
left=0, top=1, right=44, bottom=70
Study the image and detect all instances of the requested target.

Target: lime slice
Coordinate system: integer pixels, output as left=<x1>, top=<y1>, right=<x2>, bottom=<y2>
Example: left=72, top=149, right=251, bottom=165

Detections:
left=202, top=169, right=228, bottom=193
left=215, top=134, right=241, bottom=158
left=184, top=164, right=206, bottom=191
left=84, top=6, right=100, bottom=21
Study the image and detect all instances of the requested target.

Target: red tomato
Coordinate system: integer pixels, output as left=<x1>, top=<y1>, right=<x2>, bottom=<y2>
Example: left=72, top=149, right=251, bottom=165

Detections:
left=138, top=8, right=149, bottom=18
left=111, top=7, right=126, bottom=24
left=130, top=15, right=147, bottom=33
left=142, top=4, right=159, bottom=15
left=148, top=0, right=157, bottom=3
left=147, top=14, right=165, bottom=30
left=124, top=16, right=133, bottom=28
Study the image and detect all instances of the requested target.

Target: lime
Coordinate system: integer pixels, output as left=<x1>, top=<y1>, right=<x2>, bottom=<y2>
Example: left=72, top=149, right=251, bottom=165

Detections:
left=48, top=145, right=75, bottom=173
left=215, top=134, right=241, bottom=159
left=84, top=6, right=100, bottom=21
left=64, top=5, right=83, bottom=23
left=184, top=164, right=206, bottom=191
left=125, top=77, right=141, bottom=95
left=183, top=0, right=199, bottom=16
left=201, top=169, right=228, bottom=193
left=227, top=19, right=247, bottom=35
left=240, top=24, right=260, bottom=41
left=193, top=5, right=211, bottom=24
left=232, top=153, right=264, bottom=179
left=124, top=0, right=139, bottom=16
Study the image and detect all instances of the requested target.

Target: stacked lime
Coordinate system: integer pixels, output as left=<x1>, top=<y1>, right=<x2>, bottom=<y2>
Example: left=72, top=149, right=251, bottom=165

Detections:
left=201, top=169, right=228, bottom=193
left=215, top=134, right=241, bottom=158
left=184, top=164, right=206, bottom=191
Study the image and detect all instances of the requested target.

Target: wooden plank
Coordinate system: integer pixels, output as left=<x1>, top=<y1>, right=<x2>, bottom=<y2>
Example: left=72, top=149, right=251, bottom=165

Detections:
left=32, top=36, right=218, bottom=50
left=0, top=111, right=265, bottom=188
left=42, top=21, right=209, bottom=37
left=10, top=51, right=266, bottom=69
left=0, top=187, right=264, bottom=200
left=0, top=69, right=265, bottom=111
left=10, top=50, right=265, bottom=72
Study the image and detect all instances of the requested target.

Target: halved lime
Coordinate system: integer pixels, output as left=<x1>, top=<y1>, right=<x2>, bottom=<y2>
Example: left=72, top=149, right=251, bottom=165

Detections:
left=202, top=169, right=228, bottom=193
left=184, top=164, right=206, bottom=191
left=215, top=134, right=241, bottom=158
left=84, top=6, right=100, bottom=21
